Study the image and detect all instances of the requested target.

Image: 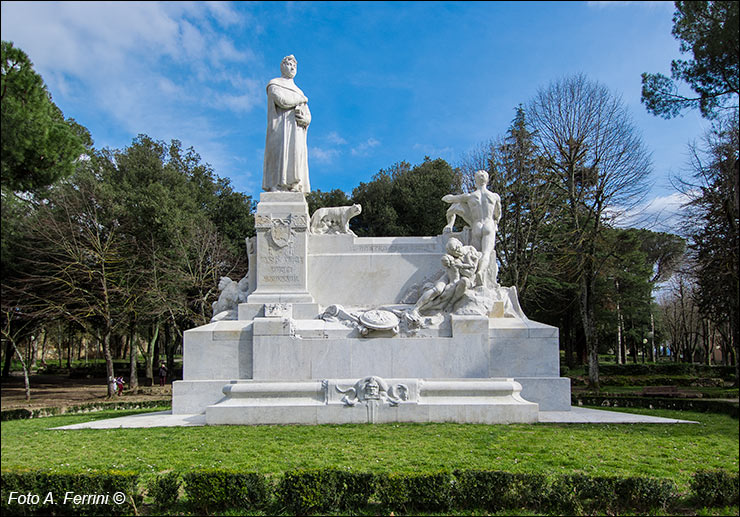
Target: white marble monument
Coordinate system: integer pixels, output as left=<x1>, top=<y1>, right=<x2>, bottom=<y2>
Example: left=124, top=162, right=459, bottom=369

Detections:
left=172, top=56, right=571, bottom=425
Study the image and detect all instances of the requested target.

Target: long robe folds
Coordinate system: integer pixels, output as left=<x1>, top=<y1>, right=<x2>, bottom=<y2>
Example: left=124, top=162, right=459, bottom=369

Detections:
left=263, top=77, right=311, bottom=192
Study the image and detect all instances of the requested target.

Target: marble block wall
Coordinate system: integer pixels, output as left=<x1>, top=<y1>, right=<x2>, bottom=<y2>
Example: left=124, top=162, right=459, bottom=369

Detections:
left=248, top=233, right=461, bottom=307
left=174, top=316, right=571, bottom=414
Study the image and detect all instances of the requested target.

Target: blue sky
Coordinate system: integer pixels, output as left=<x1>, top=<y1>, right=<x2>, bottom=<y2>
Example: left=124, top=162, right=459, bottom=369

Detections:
left=1, top=1, right=711, bottom=231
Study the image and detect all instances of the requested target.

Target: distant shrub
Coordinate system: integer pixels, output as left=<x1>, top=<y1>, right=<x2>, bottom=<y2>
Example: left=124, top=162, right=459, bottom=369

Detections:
left=0, top=400, right=171, bottom=421
left=597, top=363, right=735, bottom=379
left=572, top=395, right=739, bottom=418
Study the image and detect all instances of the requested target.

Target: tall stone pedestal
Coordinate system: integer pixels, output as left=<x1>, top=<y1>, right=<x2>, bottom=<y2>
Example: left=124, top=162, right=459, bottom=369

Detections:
left=241, top=192, right=317, bottom=320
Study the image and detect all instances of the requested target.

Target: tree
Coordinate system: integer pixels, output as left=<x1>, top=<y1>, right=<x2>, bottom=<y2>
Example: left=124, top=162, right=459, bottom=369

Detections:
left=352, top=158, right=461, bottom=237
left=681, top=111, right=739, bottom=380
left=352, top=164, right=403, bottom=237
left=635, top=229, right=687, bottom=283
left=598, top=228, right=662, bottom=364
left=7, top=167, right=135, bottom=397
left=97, top=135, right=251, bottom=384
left=461, top=107, right=558, bottom=304
left=641, top=1, right=739, bottom=119
left=0, top=307, right=40, bottom=400
left=528, top=74, right=653, bottom=389
left=660, top=269, right=704, bottom=362
left=1, top=41, right=90, bottom=192
left=306, top=189, right=352, bottom=216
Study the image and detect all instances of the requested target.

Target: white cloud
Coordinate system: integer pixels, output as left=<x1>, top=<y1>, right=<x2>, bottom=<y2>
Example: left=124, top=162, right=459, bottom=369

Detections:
left=610, top=191, right=694, bottom=232
left=326, top=131, right=347, bottom=145
left=0, top=1, right=262, bottom=186
left=586, top=1, right=671, bottom=8
left=210, top=93, right=259, bottom=113
left=205, top=1, right=244, bottom=28
left=412, top=143, right=454, bottom=158
left=180, top=20, right=207, bottom=58
left=0, top=2, right=258, bottom=123
left=310, top=147, right=341, bottom=164
left=351, top=137, right=380, bottom=156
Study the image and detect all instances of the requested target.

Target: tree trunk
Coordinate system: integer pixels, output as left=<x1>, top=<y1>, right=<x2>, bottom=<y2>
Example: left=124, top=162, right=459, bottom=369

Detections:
left=101, top=327, right=116, bottom=398
left=66, top=328, right=72, bottom=368
left=166, top=323, right=182, bottom=384
left=129, top=330, right=139, bottom=394
left=40, top=329, right=48, bottom=367
left=144, top=322, right=159, bottom=386
left=2, top=341, right=13, bottom=378
left=564, top=315, right=575, bottom=370
left=616, top=290, right=623, bottom=364
left=734, top=319, right=739, bottom=388
left=10, top=341, right=31, bottom=401
left=29, top=335, right=38, bottom=372
left=56, top=322, right=63, bottom=367
left=580, top=271, right=599, bottom=390
left=650, top=312, right=655, bottom=363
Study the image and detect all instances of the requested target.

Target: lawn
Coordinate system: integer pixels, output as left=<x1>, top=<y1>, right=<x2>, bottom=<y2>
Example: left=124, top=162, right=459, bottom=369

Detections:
left=1, top=407, right=737, bottom=491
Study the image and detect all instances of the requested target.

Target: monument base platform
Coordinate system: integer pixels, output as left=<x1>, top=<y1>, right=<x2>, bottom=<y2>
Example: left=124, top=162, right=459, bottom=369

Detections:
left=173, top=313, right=571, bottom=424
left=204, top=378, right=538, bottom=425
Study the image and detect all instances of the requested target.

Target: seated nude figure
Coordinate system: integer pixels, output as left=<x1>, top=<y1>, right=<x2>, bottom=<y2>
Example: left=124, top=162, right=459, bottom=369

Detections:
left=407, top=237, right=481, bottom=323
left=442, top=170, right=502, bottom=288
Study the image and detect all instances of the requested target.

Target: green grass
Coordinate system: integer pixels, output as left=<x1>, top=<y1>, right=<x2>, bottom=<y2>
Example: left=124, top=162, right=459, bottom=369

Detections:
left=1, top=407, right=737, bottom=491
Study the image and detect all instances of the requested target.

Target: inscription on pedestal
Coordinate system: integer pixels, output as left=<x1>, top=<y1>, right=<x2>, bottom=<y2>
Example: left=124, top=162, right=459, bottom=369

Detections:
left=255, top=212, right=308, bottom=291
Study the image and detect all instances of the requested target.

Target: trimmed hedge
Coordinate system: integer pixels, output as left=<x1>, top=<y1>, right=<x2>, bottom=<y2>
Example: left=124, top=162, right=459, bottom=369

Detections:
left=1, top=400, right=171, bottom=422
left=570, top=374, right=727, bottom=387
left=573, top=394, right=739, bottom=418
left=146, top=471, right=180, bottom=511
left=276, top=468, right=375, bottom=514
left=691, top=469, right=740, bottom=507
left=375, top=470, right=453, bottom=512
left=182, top=469, right=268, bottom=514
left=1, top=470, right=140, bottom=516
left=453, top=470, right=546, bottom=511
left=65, top=363, right=182, bottom=380
left=597, top=363, right=736, bottom=379
left=545, top=474, right=675, bottom=514
left=1, top=468, right=737, bottom=515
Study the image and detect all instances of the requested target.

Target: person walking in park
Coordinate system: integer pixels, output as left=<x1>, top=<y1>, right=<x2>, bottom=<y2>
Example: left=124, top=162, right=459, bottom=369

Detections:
left=158, top=362, right=168, bottom=387
left=115, top=376, right=125, bottom=396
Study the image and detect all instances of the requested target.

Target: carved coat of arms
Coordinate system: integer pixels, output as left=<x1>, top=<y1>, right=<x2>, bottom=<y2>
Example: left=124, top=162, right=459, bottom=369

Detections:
left=268, top=219, right=294, bottom=248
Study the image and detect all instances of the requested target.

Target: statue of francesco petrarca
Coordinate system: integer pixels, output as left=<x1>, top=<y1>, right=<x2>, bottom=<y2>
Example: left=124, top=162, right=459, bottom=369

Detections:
left=263, top=54, right=311, bottom=193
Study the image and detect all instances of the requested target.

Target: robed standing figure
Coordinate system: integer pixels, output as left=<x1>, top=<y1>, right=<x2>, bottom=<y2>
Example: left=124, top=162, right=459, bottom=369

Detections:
left=263, top=55, right=311, bottom=192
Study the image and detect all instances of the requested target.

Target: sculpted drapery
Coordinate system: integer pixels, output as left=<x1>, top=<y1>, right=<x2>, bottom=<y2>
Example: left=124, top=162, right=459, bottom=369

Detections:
left=263, top=55, right=311, bottom=192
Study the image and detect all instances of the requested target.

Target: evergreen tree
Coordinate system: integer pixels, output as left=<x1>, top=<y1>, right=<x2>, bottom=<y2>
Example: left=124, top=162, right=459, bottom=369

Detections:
left=352, top=158, right=460, bottom=237
left=641, top=1, right=739, bottom=119
left=1, top=41, right=90, bottom=192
